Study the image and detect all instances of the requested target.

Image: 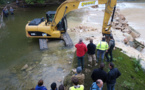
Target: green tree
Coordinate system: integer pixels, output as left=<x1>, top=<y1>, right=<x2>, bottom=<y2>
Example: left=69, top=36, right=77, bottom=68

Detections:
left=0, top=0, right=6, bottom=4
left=25, top=0, right=45, bottom=4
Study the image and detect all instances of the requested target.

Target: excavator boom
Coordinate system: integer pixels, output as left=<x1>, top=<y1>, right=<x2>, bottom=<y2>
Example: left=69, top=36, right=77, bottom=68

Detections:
left=51, top=0, right=98, bottom=27
left=51, top=0, right=117, bottom=34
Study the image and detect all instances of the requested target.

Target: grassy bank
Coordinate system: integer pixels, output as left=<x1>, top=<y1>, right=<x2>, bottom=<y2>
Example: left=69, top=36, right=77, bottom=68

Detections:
left=63, top=48, right=145, bottom=90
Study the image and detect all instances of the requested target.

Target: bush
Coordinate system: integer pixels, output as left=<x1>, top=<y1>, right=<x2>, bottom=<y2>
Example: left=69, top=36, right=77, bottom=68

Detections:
left=0, top=0, right=6, bottom=4
left=121, top=81, right=135, bottom=90
left=132, top=57, right=142, bottom=72
left=25, top=0, right=45, bottom=4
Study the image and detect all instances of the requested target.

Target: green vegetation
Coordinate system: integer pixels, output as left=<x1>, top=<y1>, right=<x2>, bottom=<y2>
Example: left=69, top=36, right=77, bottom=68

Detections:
left=64, top=48, right=145, bottom=90
left=25, top=0, right=45, bottom=4
left=0, top=0, right=61, bottom=5
left=0, top=0, right=46, bottom=4
left=121, top=81, right=135, bottom=90
left=132, top=57, right=142, bottom=72
left=0, top=0, right=16, bottom=4
left=0, top=0, right=5, bottom=4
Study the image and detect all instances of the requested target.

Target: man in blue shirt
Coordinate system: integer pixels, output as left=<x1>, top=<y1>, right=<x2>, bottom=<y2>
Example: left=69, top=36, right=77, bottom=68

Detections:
left=35, top=79, right=47, bottom=90
left=90, top=79, right=103, bottom=90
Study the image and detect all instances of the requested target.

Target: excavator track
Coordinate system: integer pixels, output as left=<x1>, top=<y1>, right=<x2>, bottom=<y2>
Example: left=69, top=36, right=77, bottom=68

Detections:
left=63, top=32, right=73, bottom=47
left=39, top=39, right=48, bottom=50
left=39, top=32, right=73, bottom=50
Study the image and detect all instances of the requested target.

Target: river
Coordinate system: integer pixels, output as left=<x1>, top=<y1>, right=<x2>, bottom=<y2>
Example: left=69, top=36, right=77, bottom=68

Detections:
left=0, top=0, right=145, bottom=90
left=0, top=4, right=86, bottom=89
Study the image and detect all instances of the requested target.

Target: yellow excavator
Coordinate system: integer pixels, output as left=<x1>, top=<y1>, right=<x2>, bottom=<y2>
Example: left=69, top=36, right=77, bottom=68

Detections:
left=25, top=0, right=117, bottom=50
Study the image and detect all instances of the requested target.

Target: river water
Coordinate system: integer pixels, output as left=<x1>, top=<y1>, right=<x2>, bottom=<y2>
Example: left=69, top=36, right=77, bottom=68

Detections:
left=0, top=4, right=86, bottom=89
left=0, top=1, right=145, bottom=90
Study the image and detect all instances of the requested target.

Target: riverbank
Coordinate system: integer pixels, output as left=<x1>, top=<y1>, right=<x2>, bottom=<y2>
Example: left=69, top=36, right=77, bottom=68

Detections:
left=0, top=0, right=62, bottom=10
left=63, top=48, right=145, bottom=90
left=63, top=3, right=145, bottom=89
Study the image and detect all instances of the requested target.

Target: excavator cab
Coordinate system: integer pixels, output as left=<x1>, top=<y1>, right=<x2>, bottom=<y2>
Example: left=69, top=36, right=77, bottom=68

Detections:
left=46, top=11, right=55, bottom=22
left=46, top=11, right=67, bottom=32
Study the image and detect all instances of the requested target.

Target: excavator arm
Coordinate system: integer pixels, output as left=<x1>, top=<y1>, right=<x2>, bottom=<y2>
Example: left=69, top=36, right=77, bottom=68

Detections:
left=51, top=0, right=117, bottom=35
left=51, top=0, right=98, bottom=27
left=100, top=0, right=117, bottom=35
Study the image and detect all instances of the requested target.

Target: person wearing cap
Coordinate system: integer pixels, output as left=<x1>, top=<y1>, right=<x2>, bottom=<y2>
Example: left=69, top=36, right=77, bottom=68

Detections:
left=91, top=63, right=107, bottom=83
left=87, top=39, right=96, bottom=66
left=69, top=77, right=84, bottom=90
left=50, top=82, right=57, bottom=90
left=75, top=39, right=88, bottom=70
left=90, top=79, right=103, bottom=90
left=35, top=79, right=47, bottom=90
left=107, top=62, right=121, bottom=90
left=72, top=66, right=85, bottom=85
left=105, top=36, right=115, bottom=62
left=96, top=37, right=108, bottom=62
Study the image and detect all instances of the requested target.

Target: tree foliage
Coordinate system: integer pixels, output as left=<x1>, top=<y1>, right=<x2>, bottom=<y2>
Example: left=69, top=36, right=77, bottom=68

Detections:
left=25, top=0, right=45, bottom=4
left=0, top=0, right=6, bottom=4
left=0, top=0, right=16, bottom=4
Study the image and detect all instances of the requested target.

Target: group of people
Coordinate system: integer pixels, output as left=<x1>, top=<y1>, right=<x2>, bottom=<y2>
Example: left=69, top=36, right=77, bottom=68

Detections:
left=75, top=36, right=115, bottom=69
left=72, top=36, right=121, bottom=90
left=33, top=62, right=121, bottom=90
left=68, top=62, right=121, bottom=90
left=31, top=80, right=65, bottom=90
left=3, top=7, right=14, bottom=17
left=32, top=36, right=120, bottom=90
left=91, top=63, right=121, bottom=90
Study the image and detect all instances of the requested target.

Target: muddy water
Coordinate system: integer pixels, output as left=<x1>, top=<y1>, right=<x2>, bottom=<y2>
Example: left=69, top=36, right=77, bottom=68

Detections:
left=0, top=5, right=88, bottom=89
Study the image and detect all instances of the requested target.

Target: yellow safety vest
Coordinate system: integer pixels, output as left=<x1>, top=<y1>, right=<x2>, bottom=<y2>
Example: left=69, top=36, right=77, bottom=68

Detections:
left=96, top=41, right=108, bottom=50
left=69, top=85, right=84, bottom=90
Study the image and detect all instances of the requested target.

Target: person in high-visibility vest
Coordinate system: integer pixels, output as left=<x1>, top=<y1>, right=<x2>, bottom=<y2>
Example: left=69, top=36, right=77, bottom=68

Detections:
left=69, top=77, right=84, bottom=90
left=96, top=37, right=108, bottom=62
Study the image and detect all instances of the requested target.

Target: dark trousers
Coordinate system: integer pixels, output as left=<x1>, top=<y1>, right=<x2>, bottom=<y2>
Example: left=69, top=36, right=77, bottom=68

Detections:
left=11, top=12, right=14, bottom=15
left=77, top=56, right=84, bottom=69
left=107, top=83, right=115, bottom=90
left=105, top=47, right=113, bottom=62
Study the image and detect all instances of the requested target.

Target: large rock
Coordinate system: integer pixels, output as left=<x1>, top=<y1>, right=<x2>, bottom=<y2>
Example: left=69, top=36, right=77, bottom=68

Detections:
left=122, top=28, right=131, bottom=33
left=129, top=31, right=140, bottom=38
left=123, top=33, right=134, bottom=42
left=119, top=14, right=126, bottom=21
left=21, top=64, right=28, bottom=71
left=91, top=5, right=98, bottom=8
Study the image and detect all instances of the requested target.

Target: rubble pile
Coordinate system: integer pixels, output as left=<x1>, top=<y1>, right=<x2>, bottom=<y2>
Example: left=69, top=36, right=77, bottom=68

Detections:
left=69, top=25, right=98, bottom=33
left=112, top=10, right=140, bottom=39
left=111, top=10, right=145, bottom=51
left=91, top=5, right=98, bottom=8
